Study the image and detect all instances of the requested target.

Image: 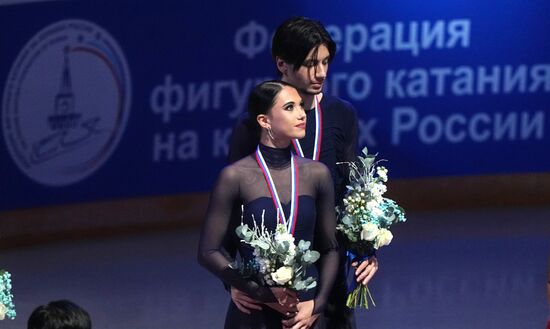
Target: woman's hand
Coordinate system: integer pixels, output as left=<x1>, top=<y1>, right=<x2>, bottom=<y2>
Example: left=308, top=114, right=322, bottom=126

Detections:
left=281, top=300, right=318, bottom=329
left=264, top=287, right=299, bottom=316
left=230, top=286, right=263, bottom=314
left=352, top=255, right=378, bottom=285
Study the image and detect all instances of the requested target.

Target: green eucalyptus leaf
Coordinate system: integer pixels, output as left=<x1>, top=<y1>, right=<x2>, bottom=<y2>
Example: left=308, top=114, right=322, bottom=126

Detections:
left=275, top=241, right=290, bottom=253
left=235, top=225, right=246, bottom=238
left=342, top=215, right=352, bottom=225
left=236, top=225, right=254, bottom=242
left=303, top=250, right=320, bottom=263
left=251, top=240, right=270, bottom=250
left=306, top=280, right=317, bottom=290
left=293, top=280, right=306, bottom=291
left=298, top=240, right=311, bottom=251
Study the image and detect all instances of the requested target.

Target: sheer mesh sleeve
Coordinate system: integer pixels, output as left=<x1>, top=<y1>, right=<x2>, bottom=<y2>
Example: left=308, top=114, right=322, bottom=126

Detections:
left=223, top=116, right=258, bottom=290
left=311, top=162, right=340, bottom=315
left=197, top=165, right=276, bottom=303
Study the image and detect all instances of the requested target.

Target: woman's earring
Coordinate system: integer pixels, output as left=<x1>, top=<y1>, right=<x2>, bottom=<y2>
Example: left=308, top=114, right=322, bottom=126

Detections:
left=267, top=127, right=275, bottom=140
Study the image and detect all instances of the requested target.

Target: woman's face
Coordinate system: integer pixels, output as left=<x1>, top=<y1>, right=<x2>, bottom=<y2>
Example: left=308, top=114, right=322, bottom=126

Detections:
left=267, top=86, right=306, bottom=140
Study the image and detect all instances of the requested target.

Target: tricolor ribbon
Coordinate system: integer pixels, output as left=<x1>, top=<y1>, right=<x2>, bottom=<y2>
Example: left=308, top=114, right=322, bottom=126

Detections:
left=255, top=145, right=299, bottom=235
left=292, top=95, right=322, bottom=161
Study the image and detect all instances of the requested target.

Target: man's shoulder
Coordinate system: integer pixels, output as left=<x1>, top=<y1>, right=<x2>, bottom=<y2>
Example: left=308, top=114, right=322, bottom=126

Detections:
left=321, top=94, right=358, bottom=119
left=322, top=94, right=355, bottom=111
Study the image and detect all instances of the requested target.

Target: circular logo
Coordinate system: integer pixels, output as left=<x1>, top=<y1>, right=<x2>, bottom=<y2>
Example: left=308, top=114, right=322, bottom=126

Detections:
left=2, top=19, right=131, bottom=186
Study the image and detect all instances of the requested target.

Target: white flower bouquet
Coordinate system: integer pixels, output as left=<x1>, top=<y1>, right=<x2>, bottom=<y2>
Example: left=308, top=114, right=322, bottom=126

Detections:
left=0, top=270, right=16, bottom=320
left=337, top=147, right=406, bottom=309
left=235, top=212, right=320, bottom=292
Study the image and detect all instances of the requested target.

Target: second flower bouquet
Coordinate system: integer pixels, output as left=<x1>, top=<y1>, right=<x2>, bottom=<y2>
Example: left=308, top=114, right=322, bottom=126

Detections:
left=336, top=147, right=407, bottom=309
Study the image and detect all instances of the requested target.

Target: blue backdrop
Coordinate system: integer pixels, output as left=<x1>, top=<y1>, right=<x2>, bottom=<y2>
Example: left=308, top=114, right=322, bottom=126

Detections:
left=1, top=0, right=549, bottom=210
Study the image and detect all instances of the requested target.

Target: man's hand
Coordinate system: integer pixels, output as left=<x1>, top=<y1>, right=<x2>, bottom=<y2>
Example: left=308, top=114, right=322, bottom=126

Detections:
left=352, top=256, right=378, bottom=285
left=230, top=286, right=263, bottom=314
left=265, top=287, right=299, bottom=316
left=281, top=300, right=318, bottom=329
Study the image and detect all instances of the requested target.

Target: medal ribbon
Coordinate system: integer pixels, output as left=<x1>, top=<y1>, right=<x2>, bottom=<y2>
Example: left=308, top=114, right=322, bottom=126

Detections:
left=255, top=145, right=299, bottom=235
left=292, top=95, right=323, bottom=161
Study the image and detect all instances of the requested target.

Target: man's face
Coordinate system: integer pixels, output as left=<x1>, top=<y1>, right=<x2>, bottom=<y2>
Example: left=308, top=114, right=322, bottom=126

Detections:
left=282, top=44, right=330, bottom=96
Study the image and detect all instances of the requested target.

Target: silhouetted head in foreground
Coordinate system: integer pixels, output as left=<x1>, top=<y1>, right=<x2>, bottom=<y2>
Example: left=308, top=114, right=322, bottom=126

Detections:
left=28, top=299, right=91, bottom=329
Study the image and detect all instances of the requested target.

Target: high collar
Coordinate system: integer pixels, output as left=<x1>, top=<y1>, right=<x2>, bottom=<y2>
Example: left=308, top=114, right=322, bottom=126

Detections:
left=258, top=143, right=292, bottom=169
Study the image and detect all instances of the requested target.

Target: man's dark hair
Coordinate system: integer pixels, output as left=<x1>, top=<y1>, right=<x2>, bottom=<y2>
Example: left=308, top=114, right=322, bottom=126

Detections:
left=272, top=16, right=336, bottom=74
left=28, top=300, right=91, bottom=329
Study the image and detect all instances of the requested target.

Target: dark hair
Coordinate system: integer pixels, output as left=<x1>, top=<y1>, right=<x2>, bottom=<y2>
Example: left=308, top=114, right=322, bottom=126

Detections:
left=28, top=300, right=91, bottom=329
left=272, top=16, right=336, bottom=74
left=246, top=80, right=294, bottom=136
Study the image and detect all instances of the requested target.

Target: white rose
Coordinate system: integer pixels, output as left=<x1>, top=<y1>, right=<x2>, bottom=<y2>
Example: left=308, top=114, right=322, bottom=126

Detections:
left=374, top=228, right=393, bottom=249
left=271, top=266, right=293, bottom=285
left=0, top=303, right=7, bottom=320
left=360, top=223, right=379, bottom=241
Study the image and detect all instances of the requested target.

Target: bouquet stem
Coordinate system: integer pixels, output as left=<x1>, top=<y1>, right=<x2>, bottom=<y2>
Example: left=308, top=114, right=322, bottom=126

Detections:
left=346, top=284, right=376, bottom=309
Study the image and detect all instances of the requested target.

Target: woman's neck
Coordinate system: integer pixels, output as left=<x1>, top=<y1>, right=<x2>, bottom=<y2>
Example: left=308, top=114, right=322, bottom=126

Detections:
left=260, top=135, right=291, bottom=149
left=258, top=140, right=292, bottom=169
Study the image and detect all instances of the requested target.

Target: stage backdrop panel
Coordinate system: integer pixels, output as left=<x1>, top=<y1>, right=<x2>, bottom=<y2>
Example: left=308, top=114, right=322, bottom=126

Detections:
left=1, top=0, right=549, bottom=210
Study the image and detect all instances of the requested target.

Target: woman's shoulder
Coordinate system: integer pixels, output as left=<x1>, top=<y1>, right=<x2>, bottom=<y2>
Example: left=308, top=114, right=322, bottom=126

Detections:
left=296, top=157, right=331, bottom=177
left=222, top=155, right=258, bottom=176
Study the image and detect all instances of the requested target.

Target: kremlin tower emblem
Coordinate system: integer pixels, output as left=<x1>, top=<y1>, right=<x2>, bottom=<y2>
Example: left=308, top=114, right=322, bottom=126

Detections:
left=2, top=19, right=132, bottom=186
left=49, top=47, right=81, bottom=132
